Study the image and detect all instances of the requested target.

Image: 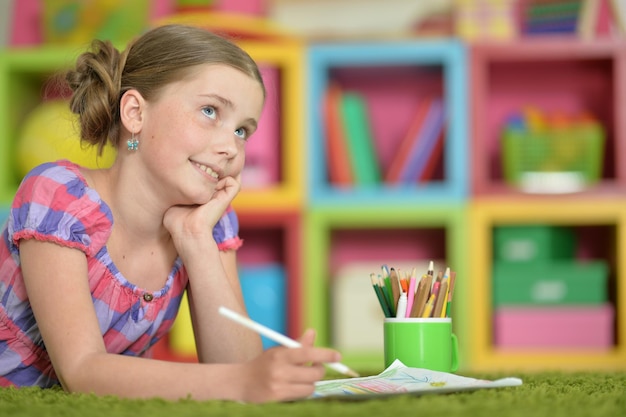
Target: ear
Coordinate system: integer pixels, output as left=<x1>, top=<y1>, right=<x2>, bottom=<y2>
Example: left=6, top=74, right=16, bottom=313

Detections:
left=120, top=89, right=144, bottom=133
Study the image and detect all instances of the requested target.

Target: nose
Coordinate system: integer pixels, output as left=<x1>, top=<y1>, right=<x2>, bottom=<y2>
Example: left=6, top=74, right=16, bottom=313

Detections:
left=212, top=127, right=239, bottom=158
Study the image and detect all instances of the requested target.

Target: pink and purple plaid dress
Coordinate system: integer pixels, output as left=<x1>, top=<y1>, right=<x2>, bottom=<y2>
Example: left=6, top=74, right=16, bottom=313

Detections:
left=0, top=160, right=242, bottom=387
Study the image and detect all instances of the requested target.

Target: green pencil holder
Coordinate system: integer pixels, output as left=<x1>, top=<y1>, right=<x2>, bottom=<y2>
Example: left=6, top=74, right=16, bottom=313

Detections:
left=384, top=318, right=459, bottom=372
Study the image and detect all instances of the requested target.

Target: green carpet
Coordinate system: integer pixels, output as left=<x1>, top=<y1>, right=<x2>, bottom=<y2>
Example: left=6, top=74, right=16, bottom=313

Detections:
left=1, top=371, right=625, bottom=417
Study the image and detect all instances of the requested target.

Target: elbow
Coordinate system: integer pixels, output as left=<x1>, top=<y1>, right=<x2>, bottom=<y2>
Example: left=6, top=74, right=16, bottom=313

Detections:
left=51, top=354, right=101, bottom=396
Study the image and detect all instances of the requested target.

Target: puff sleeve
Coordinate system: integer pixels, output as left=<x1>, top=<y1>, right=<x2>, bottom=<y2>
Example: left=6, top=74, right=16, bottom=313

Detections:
left=8, top=161, right=113, bottom=257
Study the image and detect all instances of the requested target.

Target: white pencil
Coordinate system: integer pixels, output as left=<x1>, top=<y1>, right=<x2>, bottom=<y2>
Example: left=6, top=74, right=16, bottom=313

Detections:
left=218, top=306, right=359, bottom=378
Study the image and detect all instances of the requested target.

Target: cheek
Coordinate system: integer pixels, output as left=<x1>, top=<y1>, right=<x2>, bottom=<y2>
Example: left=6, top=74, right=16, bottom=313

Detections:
left=236, top=147, right=246, bottom=168
left=230, top=145, right=246, bottom=173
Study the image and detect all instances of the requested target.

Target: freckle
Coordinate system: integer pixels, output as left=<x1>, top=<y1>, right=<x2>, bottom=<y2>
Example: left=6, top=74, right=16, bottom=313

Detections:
left=123, top=255, right=126, bottom=259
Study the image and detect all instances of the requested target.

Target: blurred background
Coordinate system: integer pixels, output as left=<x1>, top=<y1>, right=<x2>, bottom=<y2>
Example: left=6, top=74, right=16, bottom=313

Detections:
left=1, top=0, right=625, bottom=373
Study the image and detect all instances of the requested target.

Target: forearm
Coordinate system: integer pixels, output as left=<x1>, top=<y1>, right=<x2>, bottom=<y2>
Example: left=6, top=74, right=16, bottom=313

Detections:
left=183, top=246, right=262, bottom=363
left=61, top=352, right=246, bottom=401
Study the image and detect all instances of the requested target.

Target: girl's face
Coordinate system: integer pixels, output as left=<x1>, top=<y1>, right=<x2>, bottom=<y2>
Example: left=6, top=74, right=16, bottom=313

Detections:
left=138, top=64, right=264, bottom=205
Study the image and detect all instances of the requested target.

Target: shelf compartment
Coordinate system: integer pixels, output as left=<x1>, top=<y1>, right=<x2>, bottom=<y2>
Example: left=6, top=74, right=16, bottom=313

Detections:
left=304, top=205, right=469, bottom=371
left=306, top=40, right=468, bottom=207
left=0, top=46, right=81, bottom=203
left=470, top=39, right=626, bottom=196
left=236, top=210, right=303, bottom=338
left=0, top=40, right=305, bottom=211
left=234, top=40, right=306, bottom=212
left=469, top=198, right=626, bottom=371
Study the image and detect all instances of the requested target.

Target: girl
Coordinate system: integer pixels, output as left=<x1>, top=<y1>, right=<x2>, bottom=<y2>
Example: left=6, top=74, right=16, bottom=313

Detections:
left=0, top=24, right=341, bottom=403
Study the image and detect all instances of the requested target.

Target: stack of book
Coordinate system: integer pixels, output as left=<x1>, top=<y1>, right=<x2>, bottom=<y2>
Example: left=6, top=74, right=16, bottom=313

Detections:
left=323, top=83, right=446, bottom=187
left=521, top=0, right=583, bottom=35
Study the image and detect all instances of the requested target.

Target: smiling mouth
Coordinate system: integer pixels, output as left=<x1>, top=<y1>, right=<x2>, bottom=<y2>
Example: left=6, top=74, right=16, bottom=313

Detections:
left=192, top=161, right=219, bottom=179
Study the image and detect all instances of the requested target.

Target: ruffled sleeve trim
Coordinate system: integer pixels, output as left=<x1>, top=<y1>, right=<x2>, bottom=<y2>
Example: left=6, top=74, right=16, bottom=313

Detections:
left=217, top=236, right=243, bottom=251
left=212, top=206, right=242, bottom=252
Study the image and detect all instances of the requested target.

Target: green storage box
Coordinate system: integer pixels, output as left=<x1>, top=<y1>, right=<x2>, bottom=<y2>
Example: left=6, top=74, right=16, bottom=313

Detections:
left=493, top=225, right=576, bottom=263
left=493, top=260, right=608, bottom=306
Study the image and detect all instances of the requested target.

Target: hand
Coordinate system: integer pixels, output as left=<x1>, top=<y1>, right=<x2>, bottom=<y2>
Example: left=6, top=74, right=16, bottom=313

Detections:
left=163, top=176, right=240, bottom=257
left=238, top=329, right=342, bottom=403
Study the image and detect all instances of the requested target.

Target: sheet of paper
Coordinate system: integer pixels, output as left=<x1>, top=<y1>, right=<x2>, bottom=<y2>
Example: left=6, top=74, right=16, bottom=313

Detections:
left=312, top=359, right=522, bottom=399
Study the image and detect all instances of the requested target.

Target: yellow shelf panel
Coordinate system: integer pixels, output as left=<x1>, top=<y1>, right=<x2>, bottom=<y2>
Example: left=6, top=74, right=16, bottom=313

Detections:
left=233, top=185, right=302, bottom=212
left=237, top=41, right=306, bottom=212
left=469, top=349, right=626, bottom=372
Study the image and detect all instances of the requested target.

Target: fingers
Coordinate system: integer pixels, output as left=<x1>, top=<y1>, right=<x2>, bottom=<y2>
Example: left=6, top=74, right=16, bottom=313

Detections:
left=297, top=328, right=317, bottom=347
left=215, top=176, right=240, bottom=198
left=242, top=344, right=342, bottom=402
left=265, top=344, right=342, bottom=382
left=241, top=347, right=322, bottom=403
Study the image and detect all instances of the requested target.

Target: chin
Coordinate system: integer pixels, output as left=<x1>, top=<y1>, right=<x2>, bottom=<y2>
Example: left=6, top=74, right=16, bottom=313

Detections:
left=180, top=188, right=215, bottom=206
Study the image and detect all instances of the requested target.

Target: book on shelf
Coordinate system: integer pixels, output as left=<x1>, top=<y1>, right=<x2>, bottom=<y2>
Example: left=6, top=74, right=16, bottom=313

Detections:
left=578, top=0, right=625, bottom=38
left=578, top=0, right=600, bottom=37
left=386, top=99, right=445, bottom=185
left=523, top=0, right=582, bottom=35
left=399, top=99, right=445, bottom=183
left=324, top=83, right=353, bottom=186
left=340, top=92, right=381, bottom=185
left=597, top=0, right=626, bottom=35
left=419, top=124, right=445, bottom=183
left=611, top=0, right=626, bottom=31
left=385, top=98, right=433, bottom=184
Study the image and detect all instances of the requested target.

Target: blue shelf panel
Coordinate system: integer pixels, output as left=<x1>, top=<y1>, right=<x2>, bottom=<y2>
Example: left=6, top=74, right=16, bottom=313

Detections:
left=306, top=40, right=469, bottom=206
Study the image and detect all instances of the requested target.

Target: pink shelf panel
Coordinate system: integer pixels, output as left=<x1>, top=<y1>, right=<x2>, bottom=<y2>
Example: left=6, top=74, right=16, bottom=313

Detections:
left=470, top=39, right=626, bottom=196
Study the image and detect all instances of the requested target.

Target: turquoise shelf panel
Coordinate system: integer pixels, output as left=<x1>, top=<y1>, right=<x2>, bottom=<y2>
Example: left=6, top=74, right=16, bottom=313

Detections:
left=306, top=40, right=469, bottom=207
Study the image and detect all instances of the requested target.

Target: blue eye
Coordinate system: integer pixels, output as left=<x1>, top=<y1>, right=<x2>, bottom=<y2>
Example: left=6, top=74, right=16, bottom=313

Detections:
left=235, top=127, right=248, bottom=140
left=202, top=106, right=216, bottom=119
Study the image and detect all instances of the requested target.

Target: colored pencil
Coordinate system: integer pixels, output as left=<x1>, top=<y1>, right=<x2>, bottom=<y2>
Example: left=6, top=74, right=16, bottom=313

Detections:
left=371, top=274, right=391, bottom=317
left=219, top=306, right=359, bottom=378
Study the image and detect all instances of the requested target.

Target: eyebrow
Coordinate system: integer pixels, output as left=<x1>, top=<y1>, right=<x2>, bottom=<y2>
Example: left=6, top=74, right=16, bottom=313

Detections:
left=244, top=118, right=259, bottom=133
left=200, top=93, right=234, bottom=109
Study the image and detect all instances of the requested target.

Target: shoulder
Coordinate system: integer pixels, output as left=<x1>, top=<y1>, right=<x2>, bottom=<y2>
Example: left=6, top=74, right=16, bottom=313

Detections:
left=19, top=160, right=94, bottom=198
left=9, top=160, right=113, bottom=256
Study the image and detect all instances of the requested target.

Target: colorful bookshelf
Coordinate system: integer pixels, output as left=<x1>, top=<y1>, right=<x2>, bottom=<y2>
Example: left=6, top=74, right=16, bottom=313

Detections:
left=304, top=205, right=469, bottom=371
left=306, top=39, right=469, bottom=207
left=468, top=198, right=626, bottom=371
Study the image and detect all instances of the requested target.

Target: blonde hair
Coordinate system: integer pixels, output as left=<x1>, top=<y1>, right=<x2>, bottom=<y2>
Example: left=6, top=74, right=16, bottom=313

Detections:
left=63, top=24, right=265, bottom=154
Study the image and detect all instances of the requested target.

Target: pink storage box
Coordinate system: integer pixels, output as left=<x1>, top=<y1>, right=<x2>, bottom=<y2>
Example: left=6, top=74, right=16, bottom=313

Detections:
left=494, top=305, right=614, bottom=349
